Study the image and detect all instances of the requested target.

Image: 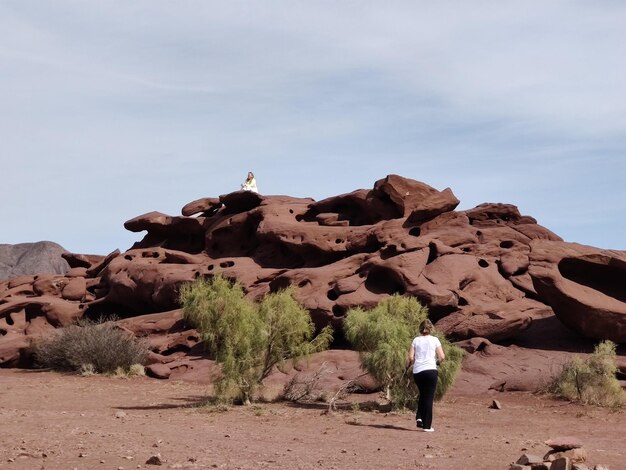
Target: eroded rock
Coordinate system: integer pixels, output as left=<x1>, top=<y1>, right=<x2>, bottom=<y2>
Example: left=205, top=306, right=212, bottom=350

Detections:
left=1, top=175, right=625, bottom=375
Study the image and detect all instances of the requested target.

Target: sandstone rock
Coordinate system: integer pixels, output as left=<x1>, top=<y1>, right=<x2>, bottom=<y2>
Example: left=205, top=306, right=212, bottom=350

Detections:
left=146, top=363, right=172, bottom=380
left=2, top=175, right=626, bottom=377
left=85, top=249, right=121, bottom=278
left=545, top=437, right=584, bottom=451
left=372, top=174, right=459, bottom=218
left=529, top=241, right=626, bottom=342
left=551, top=457, right=572, bottom=470
left=61, top=277, right=86, bottom=301
left=66, top=267, right=88, bottom=278
left=124, top=212, right=203, bottom=235
left=7, top=275, right=36, bottom=289
left=181, top=197, right=222, bottom=216
left=145, top=454, right=163, bottom=465
left=530, top=463, right=550, bottom=470
left=62, top=252, right=106, bottom=269
left=516, top=454, right=544, bottom=465
left=33, top=275, right=69, bottom=296
left=545, top=448, right=587, bottom=463
left=0, top=334, right=30, bottom=366
left=489, top=399, right=502, bottom=409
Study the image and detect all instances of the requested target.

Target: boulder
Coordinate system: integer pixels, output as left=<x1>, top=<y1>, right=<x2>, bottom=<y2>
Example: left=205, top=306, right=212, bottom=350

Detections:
left=529, top=241, right=626, bottom=342
left=181, top=197, right=222, bottom=216
left=545, top=437, right=584, bottom=451
left=0, top=241, right=69, bottom=281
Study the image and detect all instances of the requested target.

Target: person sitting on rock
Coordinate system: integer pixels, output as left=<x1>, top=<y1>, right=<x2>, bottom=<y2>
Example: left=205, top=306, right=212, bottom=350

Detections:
left=241, top=171, right=259, bottom=193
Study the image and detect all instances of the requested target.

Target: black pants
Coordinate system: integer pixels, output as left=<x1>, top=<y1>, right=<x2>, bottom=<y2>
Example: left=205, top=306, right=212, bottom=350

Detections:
left=413, top=369, right=438, bottom=429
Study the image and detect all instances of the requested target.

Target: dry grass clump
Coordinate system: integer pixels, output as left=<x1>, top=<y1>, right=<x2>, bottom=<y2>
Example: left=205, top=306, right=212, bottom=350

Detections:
left=33, top=318, right=149, bottom=375
left=547, top=340, right=625, bottom=408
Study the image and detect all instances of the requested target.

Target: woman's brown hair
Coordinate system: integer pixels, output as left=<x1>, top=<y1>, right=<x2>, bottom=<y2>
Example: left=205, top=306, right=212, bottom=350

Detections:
left=419, top=319, right=434, bottom=335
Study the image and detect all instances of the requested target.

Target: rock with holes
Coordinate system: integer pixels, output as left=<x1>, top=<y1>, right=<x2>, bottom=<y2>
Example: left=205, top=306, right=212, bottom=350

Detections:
left=117, top=310, right=201, bottom=355
left=96, top=252, right=210, bottom=314
left=2, top=174, right=626, bottom=378
left=529, top=241, right=626, bottom=342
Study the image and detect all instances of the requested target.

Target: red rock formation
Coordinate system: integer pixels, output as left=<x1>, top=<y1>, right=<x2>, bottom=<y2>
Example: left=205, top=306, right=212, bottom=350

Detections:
left=1, top=175, right=625, bottom=374
left=529, top=241, right=626, bottom=343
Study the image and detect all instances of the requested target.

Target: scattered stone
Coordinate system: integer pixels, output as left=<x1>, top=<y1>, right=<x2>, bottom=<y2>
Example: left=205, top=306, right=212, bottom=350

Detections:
left=115, top=411, right=128, bottom=419
left=145, top=454, right=163, bottom=465
left=517, top=454, right=544, bottom=465
left=530, top=463, right=550, bottom=470
left=489, top=399, right=502, bottom=410
left=513, top=444, right=608, bottom=470
left=551, top=457, right=572, bottom=470
left=545, top=437, right=584, bottom=451
left=545, top=448, right=587, bottom=463
left=146, top=364, right=172, bottom=380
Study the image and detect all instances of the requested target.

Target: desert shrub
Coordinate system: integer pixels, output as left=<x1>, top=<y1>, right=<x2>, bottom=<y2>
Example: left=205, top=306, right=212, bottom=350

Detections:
left=435, top=333, right=464, bottom=401
left=344, top=294, right=463, bottom=409
left=33, top=319, right=148, bottom=374
left=180, top=276, right=332, bottom=405
left=282, top=363, right=332, bottom=403
left=257, top=288, right=333, bottom=379
left=547, top=340, right=625, bottom=407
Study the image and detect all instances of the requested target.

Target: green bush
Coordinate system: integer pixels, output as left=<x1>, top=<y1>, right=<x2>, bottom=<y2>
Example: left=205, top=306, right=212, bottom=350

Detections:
left=435, top=333, right=464, bottom=401
left=33, top=319, right=148, bottom=374
left=547, top=340, right=625, bottom=407
left=180, top=276, right=332, bottom=405
left=344, top=294, right=463, bottom=409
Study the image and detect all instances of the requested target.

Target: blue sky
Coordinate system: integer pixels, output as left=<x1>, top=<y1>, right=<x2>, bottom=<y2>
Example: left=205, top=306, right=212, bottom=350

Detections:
left=1, top=1, right=625, bottom=254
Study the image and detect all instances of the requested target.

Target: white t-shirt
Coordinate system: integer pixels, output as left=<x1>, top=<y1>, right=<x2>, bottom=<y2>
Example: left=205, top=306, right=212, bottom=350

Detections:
left=242, top=178, right=259, bottom=193
left=411, top=335, right=442, bottom=374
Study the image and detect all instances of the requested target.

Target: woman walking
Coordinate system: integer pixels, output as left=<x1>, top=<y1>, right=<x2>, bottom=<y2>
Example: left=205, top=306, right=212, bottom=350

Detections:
left=407, top=319, right=445, bottom=432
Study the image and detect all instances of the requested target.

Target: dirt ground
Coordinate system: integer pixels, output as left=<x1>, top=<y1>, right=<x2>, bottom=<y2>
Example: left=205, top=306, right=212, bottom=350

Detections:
left=1, top=368, right=624, bottom=470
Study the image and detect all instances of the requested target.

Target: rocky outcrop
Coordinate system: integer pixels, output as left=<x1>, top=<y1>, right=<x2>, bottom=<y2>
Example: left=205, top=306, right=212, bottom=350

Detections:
left=0, top=241, right=70, bottom=281
left=529, top=241, right=626, bottom=343
left=1, top=175, right=625, bottom=372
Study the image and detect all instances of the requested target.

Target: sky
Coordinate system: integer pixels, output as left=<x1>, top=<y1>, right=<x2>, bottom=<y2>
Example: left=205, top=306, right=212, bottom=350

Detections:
left=1, top=1, right=625, bottom=255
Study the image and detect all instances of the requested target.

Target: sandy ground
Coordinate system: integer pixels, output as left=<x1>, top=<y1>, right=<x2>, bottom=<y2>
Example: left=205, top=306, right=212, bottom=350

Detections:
left=1, top=368, right=624, bottom=470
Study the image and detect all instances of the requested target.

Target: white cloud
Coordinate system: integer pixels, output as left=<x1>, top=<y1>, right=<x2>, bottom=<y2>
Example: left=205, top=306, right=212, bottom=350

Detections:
left=0, top=1, right=625, bottom=253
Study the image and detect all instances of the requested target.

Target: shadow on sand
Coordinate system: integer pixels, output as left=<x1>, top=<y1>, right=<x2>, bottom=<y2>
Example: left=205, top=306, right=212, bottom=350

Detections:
left=115, top=395, right=212, bottom=411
